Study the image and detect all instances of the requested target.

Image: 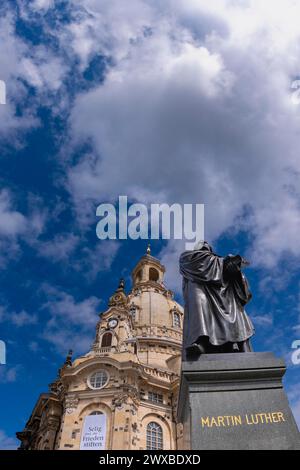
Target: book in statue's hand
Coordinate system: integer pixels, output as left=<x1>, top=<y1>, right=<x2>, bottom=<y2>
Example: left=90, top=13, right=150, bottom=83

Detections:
left=222, top=255, right=249, bottom=283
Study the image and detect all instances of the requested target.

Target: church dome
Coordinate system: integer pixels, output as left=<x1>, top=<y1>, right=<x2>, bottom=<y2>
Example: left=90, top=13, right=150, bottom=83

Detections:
left=128, top=289, right=182, bottom=329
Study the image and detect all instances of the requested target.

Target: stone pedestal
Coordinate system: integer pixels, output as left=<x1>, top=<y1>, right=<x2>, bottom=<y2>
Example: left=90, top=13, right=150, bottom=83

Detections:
left=177, top=352, right=300, bottom=450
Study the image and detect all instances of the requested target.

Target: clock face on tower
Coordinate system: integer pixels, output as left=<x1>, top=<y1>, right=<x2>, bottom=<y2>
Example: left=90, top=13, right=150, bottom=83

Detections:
left=108, top=318, right=118, bottom=329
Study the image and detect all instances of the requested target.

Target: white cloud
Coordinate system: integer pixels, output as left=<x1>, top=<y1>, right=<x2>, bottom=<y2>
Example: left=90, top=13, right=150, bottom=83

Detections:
left=0, top=189, right=47, bottom=269
left=21, top=55, right=66, bottom=92
left=287, top=383, right=300, bottom=431
left=33, top=234, right=119, bottom=276
left=56, top=0, right=300, bottom=285
left=292, top=399, right=300, bottom=431
left=0, top=305, right=37, bottom=327
left=292, top=288, right=300, bottom=333
left=3, top=1, right=299, bottom=280
left=250, top=313, right=273, bottom=328
left=0, top=365, right=20, bottom=383
left=0, top=238, right=20, bottom=270
left=0, top=196, right=31, bottom=273
left=42, top=284, right=99, bottom=327
left=11, top=310, right=38, bottom=327
left=42, top=328, right=94, bottom=356
left=63, top=0, right=156, bottom=70
left=74, top=240, right=120, bottom=280
left=36, top=233, right=80, bottom=263
left=0, top=190, right=26, bottom=237
left=0, top=12, right=39, bottom=139
left=0, top=429, right=18, bottom=450
left=29, top=341, right=39, bottom=352
left=0, top=5, right=71, bottom=141
left=40, top=284, right=100, bottom=354
left=30, top=0, right=54, bottom=11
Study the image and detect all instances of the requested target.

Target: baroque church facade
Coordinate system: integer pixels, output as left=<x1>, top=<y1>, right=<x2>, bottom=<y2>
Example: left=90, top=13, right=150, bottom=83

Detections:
left=17, top=249, right=184, bottom=450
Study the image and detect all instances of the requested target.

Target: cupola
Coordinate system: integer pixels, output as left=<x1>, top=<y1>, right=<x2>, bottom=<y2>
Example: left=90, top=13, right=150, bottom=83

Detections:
left=131, top=244, right=165, bottom=287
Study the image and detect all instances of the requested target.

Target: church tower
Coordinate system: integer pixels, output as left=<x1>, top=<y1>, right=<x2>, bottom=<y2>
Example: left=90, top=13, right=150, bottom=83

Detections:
left=17, top=248, right=184, bottom=450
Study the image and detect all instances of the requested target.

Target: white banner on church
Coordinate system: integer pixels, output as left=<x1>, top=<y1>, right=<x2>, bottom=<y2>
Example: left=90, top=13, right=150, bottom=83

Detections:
left=80, top=414, right=106, bottom=450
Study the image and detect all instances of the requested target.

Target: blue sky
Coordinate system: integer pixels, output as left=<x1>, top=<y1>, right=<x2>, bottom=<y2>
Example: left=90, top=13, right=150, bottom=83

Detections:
left=1, top=0, right=300, bottom=449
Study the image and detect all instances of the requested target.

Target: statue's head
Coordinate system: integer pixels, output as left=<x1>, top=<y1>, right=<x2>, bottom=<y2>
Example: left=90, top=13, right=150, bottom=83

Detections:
left=193, top=240, right=212, bottom=252
left=194, top=240, right=205, bottom=250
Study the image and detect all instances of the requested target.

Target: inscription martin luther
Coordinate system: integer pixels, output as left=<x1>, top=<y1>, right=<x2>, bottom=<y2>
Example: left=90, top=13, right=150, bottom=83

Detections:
left=201, top=411, right=286, bottom=428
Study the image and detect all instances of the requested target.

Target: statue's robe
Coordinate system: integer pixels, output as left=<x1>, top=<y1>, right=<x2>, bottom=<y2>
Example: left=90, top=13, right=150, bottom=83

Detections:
left=179, top=243, right=254, bottom=349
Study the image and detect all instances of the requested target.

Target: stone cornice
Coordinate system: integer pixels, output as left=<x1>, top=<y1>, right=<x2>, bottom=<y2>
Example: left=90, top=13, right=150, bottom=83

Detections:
left=135, top=336, right=182, bottom=348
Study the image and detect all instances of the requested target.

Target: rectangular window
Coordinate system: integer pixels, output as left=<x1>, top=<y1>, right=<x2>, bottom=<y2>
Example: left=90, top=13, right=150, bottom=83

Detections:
left=148, top=391, right=163, bottom=404
left=130, top=305, right=136, bottom=321
left=173, top=312, right=181, bottom=328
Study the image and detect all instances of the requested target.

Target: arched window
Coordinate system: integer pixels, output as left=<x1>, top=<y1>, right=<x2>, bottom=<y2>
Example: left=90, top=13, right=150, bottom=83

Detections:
left=146, top=422, right=163, bottom=450
left=101, top=332, right=112, bottom=347
left=173, top=312, right=181, bottom=328
left=149, top=267, right=159, bottom=282
left=136, top=269, right=142, bottom=283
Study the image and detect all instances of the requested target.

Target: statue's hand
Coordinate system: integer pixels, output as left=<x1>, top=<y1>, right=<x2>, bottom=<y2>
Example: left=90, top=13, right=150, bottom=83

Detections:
left=240, top=257, right=250, bottom=266
left=223, top=255, right=242, bottom=279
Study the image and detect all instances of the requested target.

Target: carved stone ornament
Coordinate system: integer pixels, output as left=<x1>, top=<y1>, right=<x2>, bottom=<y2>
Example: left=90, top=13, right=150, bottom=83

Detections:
left=65, top=395, right=79, bottom=414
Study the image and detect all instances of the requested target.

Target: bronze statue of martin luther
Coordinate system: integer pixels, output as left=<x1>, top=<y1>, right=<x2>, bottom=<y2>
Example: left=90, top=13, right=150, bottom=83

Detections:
left=179, top=241, right=254, bottom=359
